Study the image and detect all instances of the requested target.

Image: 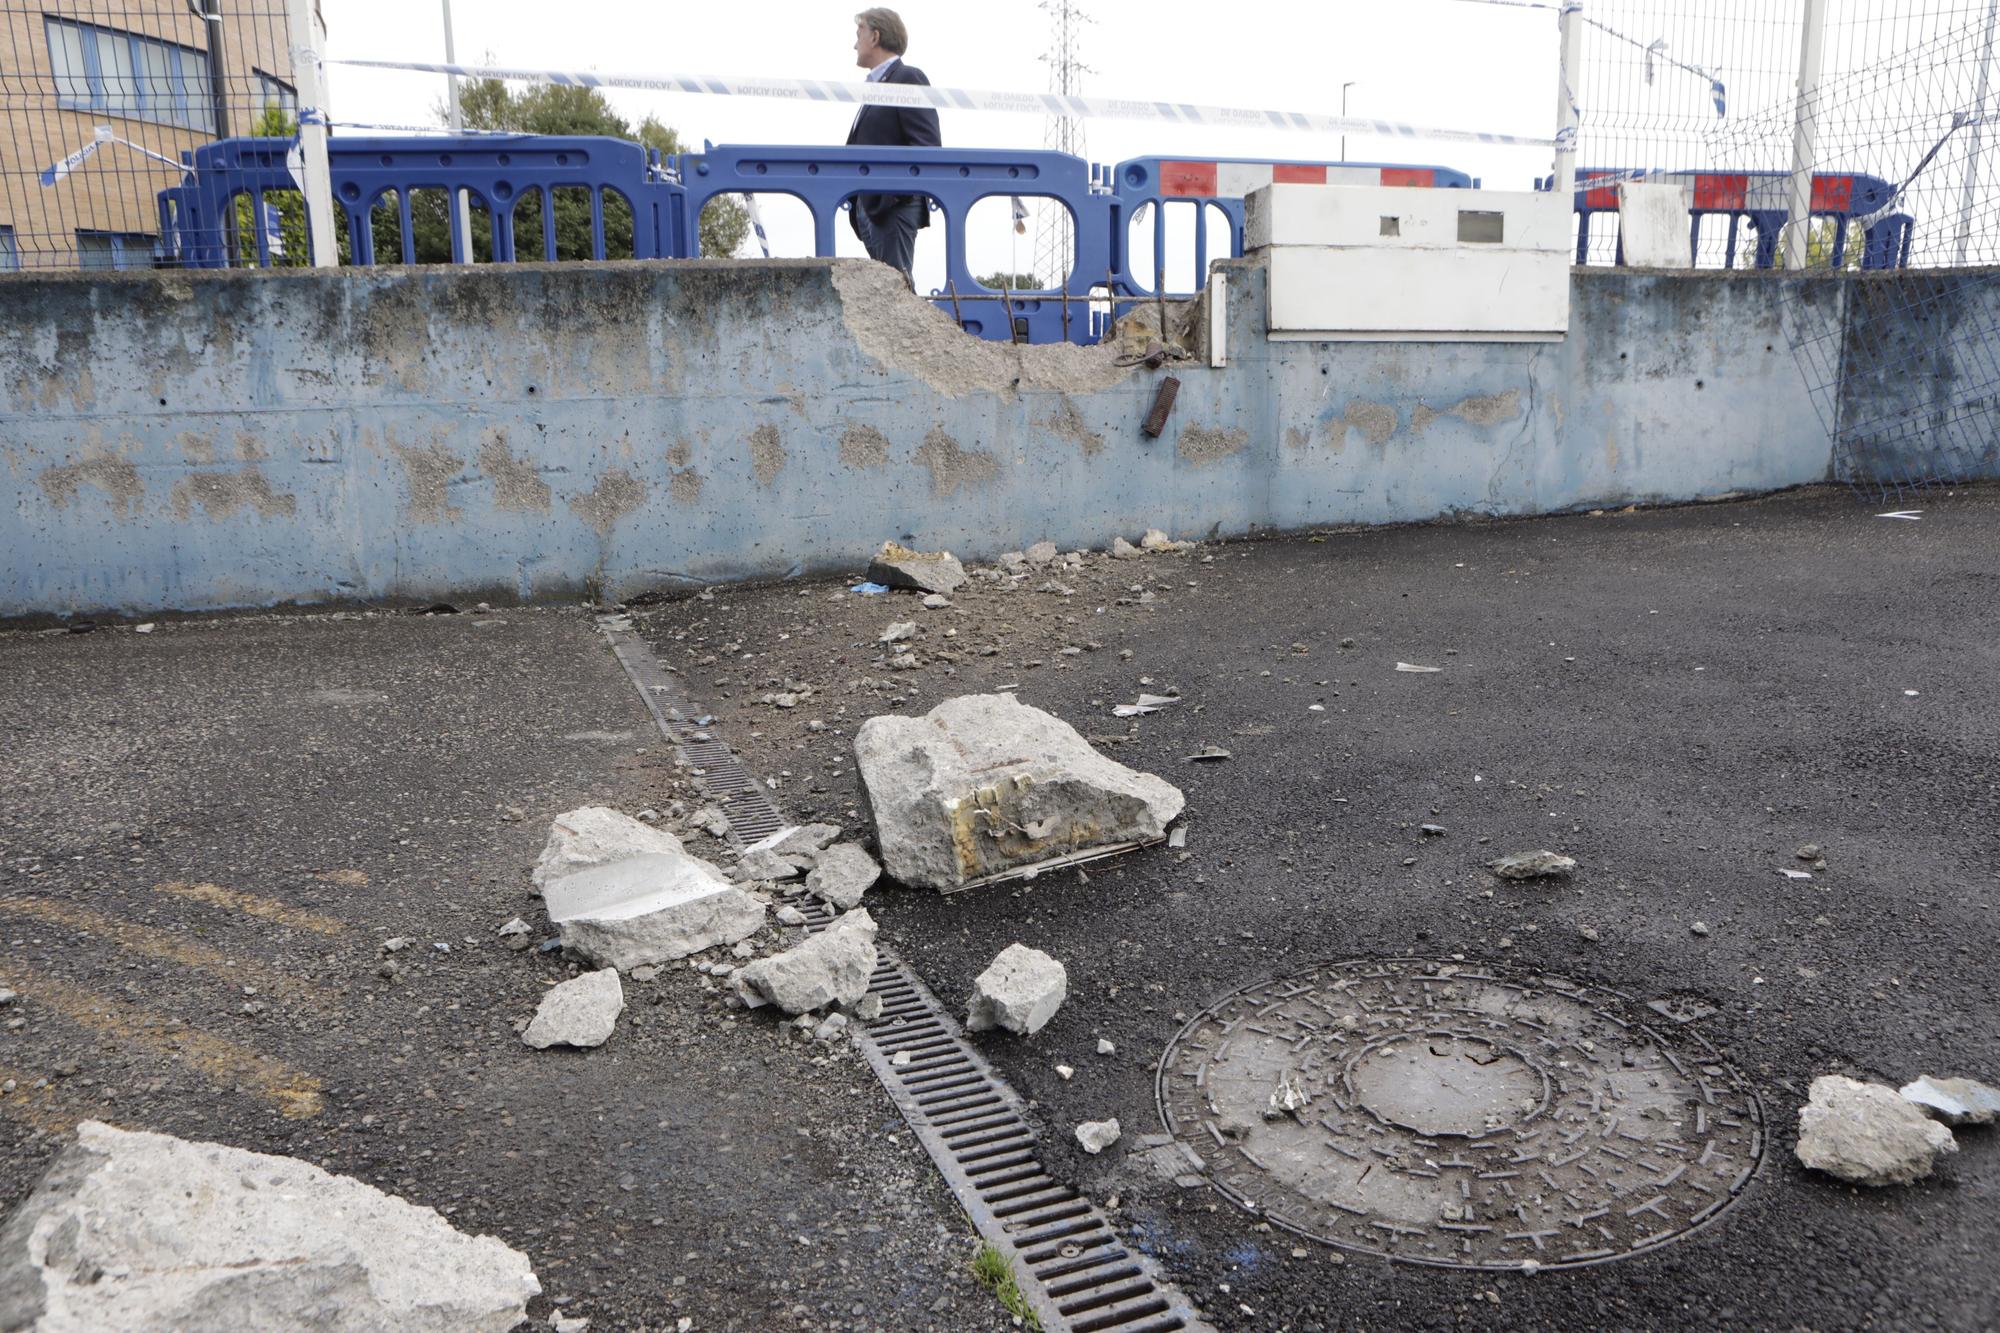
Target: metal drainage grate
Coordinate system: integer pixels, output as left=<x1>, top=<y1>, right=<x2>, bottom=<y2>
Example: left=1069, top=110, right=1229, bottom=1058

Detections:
left=600, top=618, right=1212, bottom=1332
left=1157, top=957, right=1765, bottom=1272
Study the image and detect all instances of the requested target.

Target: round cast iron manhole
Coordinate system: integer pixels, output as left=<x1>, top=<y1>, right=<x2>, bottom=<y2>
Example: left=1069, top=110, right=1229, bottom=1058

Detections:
left=1156, top=958, right=1764, bottom=1271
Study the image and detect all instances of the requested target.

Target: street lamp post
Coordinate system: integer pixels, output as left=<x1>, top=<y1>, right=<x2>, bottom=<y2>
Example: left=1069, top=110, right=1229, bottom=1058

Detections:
left=1341, top=81, right=1356, bottom=162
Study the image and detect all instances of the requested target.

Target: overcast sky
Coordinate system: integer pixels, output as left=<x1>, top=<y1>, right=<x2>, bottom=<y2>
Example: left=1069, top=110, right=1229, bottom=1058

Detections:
left=321, top=0, right=1561, bottom=289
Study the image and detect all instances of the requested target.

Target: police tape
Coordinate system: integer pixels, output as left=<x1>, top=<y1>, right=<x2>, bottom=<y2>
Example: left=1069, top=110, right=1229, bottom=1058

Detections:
left=327, top=59, right=1557, bottom=150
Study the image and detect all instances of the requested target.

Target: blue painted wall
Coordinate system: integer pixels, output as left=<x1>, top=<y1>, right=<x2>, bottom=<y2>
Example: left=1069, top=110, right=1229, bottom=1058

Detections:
left=0, top=257, right=1966, bottom=617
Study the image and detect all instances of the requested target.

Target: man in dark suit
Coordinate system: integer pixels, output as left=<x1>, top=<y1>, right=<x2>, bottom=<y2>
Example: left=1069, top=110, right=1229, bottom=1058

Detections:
left=847, top=8, right=941, bottom=285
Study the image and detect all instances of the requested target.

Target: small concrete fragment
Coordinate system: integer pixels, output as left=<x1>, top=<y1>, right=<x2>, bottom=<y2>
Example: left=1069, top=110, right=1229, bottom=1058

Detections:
left=1489, top=850, right=1578, bottom=880
left=1109, top=536, right=1141, bottom=559
left=523, top=969, right=624, bottom=1049
left=855, top=693, right=1185, bottom=891
left=542, top=853, right=765, bottom=972
left=879, top=621, right=917, bottom=643
left=0, top=1121, right=539, bottom=1332
left=733, top=910, right=879, bottom=1014
left=533, top=805, right=686, bottom=890
left=497, top=917, right=533, bottom=951
left=734, top=847, right=807, bottom=882
left=806, top=843, right=881, bottom=910
left=1075, top=1119, right=1121, bottom=1154
left=1795, top=1074, right=1957, bottom=1185
left=867, top=541, right=967, bottom=596
left=1901, top=1075, right=2000, bottom=1126
left=1139, top=529, right=1191, bottom=553
left=851, top=993, right=883, bottom=1022
left=1025, top=541, right=1059, bottom=566
left=967, top=943, right=1068, bottom=1036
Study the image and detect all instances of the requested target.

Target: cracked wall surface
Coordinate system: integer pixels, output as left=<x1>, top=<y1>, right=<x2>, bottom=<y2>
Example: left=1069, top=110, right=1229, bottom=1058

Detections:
left=0, top=259, right=1884, bottom=617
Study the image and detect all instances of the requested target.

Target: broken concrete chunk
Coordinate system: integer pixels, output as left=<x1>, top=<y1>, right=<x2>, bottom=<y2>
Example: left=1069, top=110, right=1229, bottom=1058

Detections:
left=734, top=847, right=807, bottom=882
left=1025, top=540, right=1059, bottom=566
left=867, top=541, right=967, bottom=596
left=967, top=943, right=1068, bottom=1036
left=1901, top=1075, right=2000, bottom=1126
left=1795, top=1074, right=1957, bottom=1185
left=497, top=917, right=534, bottom=951
left=522, top=969, right=624, bottom=1049
left=879, top=621, right=918, bottom=644
left=855, top=693, right=1185, bottom=891
left=775, top=904, right=808, bottom=927
left=851, top=993, right=883, bottom=1022
left=732, top=910, right=879, bottom=1014
left=806, top=843, right=882, bottom=910
left=1139, top=528, right=1192, bottom=553
left=532, top=805, right=690, bottom=891
left=1075, top=1118, right=1122, bottom=1154
left=0, top=1121, right=539, bottom=1332
left=1109, top=537, right=1141, bottom=559
left=1488, top=850, right=1578, bottom=880
left=542, top=854, right=765, bottom=972
left=689, top=806, right=731, bottom=838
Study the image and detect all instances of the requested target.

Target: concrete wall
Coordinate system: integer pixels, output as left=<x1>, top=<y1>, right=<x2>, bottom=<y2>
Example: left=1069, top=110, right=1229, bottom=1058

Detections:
left=0, top=256, right=1971, bottom=617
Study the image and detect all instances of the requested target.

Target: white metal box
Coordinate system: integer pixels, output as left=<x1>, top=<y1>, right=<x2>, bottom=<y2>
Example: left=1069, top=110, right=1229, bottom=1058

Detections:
left=1245, top=183, right=1573, bottom=342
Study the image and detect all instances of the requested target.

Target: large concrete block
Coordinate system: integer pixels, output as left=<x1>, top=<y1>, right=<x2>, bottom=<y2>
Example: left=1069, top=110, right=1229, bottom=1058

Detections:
left=0, top=1121, right=539, bottom=1332
left=854, top=693, right=1184, bottom=891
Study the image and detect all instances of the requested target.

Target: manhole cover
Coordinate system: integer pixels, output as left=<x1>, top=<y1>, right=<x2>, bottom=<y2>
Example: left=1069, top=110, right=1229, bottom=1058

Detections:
left=1156, top=958, right=1764, bottom=1271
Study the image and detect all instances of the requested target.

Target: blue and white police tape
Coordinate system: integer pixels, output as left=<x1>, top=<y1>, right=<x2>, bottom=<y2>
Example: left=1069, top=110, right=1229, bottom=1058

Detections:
left=327, top=59, right=1556, bottom=150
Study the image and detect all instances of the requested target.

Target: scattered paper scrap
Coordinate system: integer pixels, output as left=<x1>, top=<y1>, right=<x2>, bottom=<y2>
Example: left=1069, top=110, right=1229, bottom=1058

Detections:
left=1395, top=662, right=1444, bottom=674
left=1876, top=511, right=1923, bottom=520
left=1779, top=868, right=1813, bottom=881
left=1113, top=692, right=1181, bottom=717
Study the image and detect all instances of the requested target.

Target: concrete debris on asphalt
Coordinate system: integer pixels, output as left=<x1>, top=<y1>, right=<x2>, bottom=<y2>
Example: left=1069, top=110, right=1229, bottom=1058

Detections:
left=1025, top=540, right=1058, bottom=565
left=0, top=1121, right=539, bottom=1332
left=1395, top=661, right=1445, bottom=673
left=537, top=808, right=765, bottom=971
left=498, top=917, right=534, bottom=951
left=855, top=693, right=1184, bottom=891
left=733, top=845, right=808, bottom=882
left=805, top=843, right=882, bottom=910
left=851, top=993, right=883, bottom=1022
left=775, top=904, right=808, bottom=927
left=1139, top=529, right=1192, bottom=553
left=1795, top=1074, right=1958, bottom=1186
left=1184, top=746, right=1231, bottom=763
left=966, top=943, right=1068, bottom=1036
left=866, top=541, right=967, bottom=596
left=0, top=989, right=16, bottom=1008
left=813, top=1012, right=850, bottom=1042
left=879, top=621, right=917, bottom=643
left=1901, top=1075, right=2000, bottom=1126
left=533, top=805, right=688, bottom=891
left=1488, top=850, right=1578, bottom=880
left=921, top=594, right=951, bottom=609
left=733, top=909, right=879, bottom=1014
left=688, top=806, right=731, bottom=838
left=523, top=969, right=625, bottom=1049
left=1075, top=1119, right=1122, bottom=1154
left=1112, top=693, right=1180, bottom=718
left=1167, top=826, right=1188, bottom=849
left=1097, top=1038, right=1116, bottom=1055
left=1110, top=537, right=1141, bottom=559
left=1267, top=1070, right=1312, bottom=1121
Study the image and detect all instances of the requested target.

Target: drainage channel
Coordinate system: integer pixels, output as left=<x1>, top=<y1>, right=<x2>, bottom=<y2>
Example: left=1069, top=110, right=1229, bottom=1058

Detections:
left=602, top=618, right=1212, bottom=1333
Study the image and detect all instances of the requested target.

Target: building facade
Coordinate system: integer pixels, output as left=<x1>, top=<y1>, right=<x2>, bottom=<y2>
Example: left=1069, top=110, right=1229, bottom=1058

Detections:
left=1, top=2, right=300, bottom=270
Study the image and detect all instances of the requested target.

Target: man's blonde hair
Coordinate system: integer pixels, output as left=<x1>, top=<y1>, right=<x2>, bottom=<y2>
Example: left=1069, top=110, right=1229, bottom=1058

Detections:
left=856, top=7, right=909, bottom=56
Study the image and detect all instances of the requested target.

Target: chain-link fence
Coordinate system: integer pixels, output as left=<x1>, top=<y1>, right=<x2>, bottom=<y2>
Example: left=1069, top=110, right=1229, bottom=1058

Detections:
left=1, top=1, right=303, bottom=270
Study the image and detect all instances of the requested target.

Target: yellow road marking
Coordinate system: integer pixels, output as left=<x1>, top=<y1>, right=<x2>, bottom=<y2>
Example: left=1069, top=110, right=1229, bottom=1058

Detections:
left=152, top=880, right=347, bottom=936
left=0, top=1062, right=83, bottom=1136
left=5, top=966, right=324, bottom=1119
left=0, top=897, right=325, bottom=1010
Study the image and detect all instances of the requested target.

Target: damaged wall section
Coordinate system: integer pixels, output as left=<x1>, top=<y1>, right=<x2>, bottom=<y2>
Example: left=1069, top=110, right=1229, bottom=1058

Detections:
left=0, top=258, right=1963, bottom=617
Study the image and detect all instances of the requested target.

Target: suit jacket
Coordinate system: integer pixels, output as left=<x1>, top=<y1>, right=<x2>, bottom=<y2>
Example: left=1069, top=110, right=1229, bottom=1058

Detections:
left=846, top=59, right=941, bottom=226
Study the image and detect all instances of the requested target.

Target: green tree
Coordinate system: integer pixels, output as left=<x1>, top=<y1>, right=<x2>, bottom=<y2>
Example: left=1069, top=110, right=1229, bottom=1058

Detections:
left=1806, top=217, right=1862, bottom=272
left=381, top=78, right=750, bottom=264
left=976, top=271, right=1040, bottom=290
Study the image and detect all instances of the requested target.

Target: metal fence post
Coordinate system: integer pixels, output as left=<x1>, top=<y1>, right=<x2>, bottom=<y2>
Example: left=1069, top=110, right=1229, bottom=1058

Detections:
left=1783, top=0, right=1829, bottom=271
left=1554, top=2, right=1583, bottom=203
left=1954, top=0, right=2000, bottom=265
left=443, top=0, right=474, bottom=261
left=287, top=0, right=339, bottom=267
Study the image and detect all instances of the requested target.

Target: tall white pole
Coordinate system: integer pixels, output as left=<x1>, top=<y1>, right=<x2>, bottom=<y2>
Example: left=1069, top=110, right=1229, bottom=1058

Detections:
left=1953, top=0, right=1999, bottom=265
left=286, top=0, right=338, bottom=267
left=1783, top=0, right=1829, bottom=271
left=443, top=0, right=473, bottom=260
left=1554, top=2, right=1583, bottom=203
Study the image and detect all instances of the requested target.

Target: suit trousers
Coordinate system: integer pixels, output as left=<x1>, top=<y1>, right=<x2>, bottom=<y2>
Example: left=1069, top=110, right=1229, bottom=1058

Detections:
left=850, top=196, right=925, bottom=286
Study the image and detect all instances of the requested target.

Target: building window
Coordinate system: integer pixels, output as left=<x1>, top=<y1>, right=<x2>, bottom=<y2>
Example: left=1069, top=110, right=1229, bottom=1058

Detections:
left=254, top=70, right=297, bottom=121
left=0, top=226, right=17, bottom=272
left=77, top=230, right=158, bottom=271
left=44, top=18, right=215, bottom=134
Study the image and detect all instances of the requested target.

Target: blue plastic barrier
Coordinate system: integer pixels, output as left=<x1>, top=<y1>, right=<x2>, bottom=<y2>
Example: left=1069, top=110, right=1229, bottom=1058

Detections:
left=159, top=134, right=678, bottom=268
left=1541, top=169, right=1906, bottom=270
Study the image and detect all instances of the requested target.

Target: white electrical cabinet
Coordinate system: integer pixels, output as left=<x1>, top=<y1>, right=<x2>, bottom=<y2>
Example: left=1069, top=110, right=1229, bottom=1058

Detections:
left=1245, top=183, right=1573, bottom=342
